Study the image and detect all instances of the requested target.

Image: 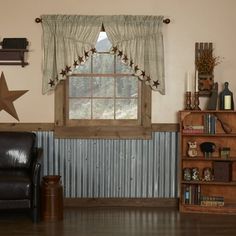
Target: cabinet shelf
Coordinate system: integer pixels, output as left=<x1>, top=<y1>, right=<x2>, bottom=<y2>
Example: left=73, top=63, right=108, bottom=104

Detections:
left=180, top=204, right=236, bottom=215
left=182, top=110, right=236, bottom=113
left=0, top=49, right=29, bottom=67
left=182, top=157, right=236, bottom=161
left=181, top=180, right=236, bottom=186
left=182, top=133, right=236, bottom=137
left=179, top=110, right=236, bottom=215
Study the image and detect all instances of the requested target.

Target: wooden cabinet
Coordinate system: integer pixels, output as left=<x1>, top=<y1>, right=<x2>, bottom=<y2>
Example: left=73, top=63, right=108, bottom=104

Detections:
left=179, top=110, right=236, bottom=214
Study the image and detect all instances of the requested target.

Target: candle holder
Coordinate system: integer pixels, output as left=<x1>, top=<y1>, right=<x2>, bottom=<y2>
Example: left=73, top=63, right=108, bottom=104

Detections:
left=185, top=91, right=192, bottom=110
left=193, top=92, right=201, bottom=110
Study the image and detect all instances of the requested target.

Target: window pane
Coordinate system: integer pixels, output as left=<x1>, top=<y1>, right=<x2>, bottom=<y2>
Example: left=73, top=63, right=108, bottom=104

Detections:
left=93, top=77, right=114, bottom=97
left=116, top=77, right=138, bottom=98
left=116, top=57, right=134, bottom=73
left=69, top=77, right=91, bottom=97
left=69, top=99, right=91, bottom=119
left=116, top=99, right=138, bottom=119
left=73, top=57, right=91, bottom=73
left=93, top=99, right=114, bottom=119
left=96, top=32, right=112, bottom=52
left=93, top=54, right=114, bottom=74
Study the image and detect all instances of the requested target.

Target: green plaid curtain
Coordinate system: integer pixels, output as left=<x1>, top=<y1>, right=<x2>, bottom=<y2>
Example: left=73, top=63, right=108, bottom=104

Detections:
left=41, top=15, right=165, bottom=94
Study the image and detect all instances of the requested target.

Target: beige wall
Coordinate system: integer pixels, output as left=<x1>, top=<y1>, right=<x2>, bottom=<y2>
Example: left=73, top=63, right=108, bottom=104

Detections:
left=0, top=0, right=235, bottom=123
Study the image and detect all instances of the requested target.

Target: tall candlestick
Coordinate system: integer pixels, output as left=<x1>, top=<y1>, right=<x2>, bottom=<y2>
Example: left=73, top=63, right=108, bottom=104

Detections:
left=185, top=91, right=192, bottom=110
left=193, top=91, right=201, bottom=110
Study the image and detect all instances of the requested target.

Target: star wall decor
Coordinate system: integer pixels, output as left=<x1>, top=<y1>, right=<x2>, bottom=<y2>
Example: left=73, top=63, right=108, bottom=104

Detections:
left=0, top=72, right=28, bottom=121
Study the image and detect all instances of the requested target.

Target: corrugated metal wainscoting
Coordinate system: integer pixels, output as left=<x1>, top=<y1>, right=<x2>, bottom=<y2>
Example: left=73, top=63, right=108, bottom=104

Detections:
left=36, top=131, right=178, bottom=198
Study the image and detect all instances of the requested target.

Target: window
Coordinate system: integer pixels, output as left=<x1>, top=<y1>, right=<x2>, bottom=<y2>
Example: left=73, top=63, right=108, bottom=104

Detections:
left=55, top=32, right=151, bottom=138
left=66, top=32, right=140, bottom=127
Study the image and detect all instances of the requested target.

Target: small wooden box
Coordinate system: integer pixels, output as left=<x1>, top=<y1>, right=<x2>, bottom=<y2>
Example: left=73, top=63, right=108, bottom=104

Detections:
left=213, top=161, right=232, bottom=182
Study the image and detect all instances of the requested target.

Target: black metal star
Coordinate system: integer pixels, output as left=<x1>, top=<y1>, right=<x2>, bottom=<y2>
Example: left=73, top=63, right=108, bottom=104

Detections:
left=146, top=76, right=151, bottom=82
left=84, top=51, right=89, bottom=58
left=129, top=60, right=134, bottom=67
left=134, top=65, right=139, bottom=73
left=73, top=60, right=78, bottom=67
left=111, top=46, right=118, bottom=53
left=118, top=50, right=123, bottom=57
left=78, top=56, right=84, bottom=64
left=60, top=69, right=67, bottom=77
left=48, top=79, right=55, bottom=87
left=141, top=71, right=145, bottom=77
left=65, top=65, right=71, bottom=73
left=153, top=80, right=160, bottom=88
left=91, top=48, right=97, bottom=54
left=122, top=55, right=128, bottom=63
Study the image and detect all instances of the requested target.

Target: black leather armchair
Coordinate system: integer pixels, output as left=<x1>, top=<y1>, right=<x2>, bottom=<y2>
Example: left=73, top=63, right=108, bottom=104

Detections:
left=0, top=132, right=42, bottom=222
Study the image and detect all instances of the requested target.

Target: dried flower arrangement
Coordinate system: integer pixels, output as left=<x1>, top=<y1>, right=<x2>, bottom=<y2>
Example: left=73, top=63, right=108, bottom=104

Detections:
left=195, top=49, right=221, bottom=74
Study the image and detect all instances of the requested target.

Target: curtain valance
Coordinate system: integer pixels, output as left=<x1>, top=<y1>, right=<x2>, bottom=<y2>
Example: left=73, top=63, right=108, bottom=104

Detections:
left=41, top=15, right=165, bottom=94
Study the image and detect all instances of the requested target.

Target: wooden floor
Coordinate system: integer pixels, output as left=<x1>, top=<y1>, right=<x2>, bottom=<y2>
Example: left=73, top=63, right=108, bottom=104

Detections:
left=1, top=207, right=236, bottom=236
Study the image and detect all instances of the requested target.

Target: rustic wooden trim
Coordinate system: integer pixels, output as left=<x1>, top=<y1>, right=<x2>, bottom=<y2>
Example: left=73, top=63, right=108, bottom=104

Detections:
left=55, top=80, right=65, bottom=126
left=0, top=123, right=179, bottom=133
left=64, top=198, right=178, bottom=208
left=0, top=123, right=54, bottom=131
left=54, top=77, right=152, bottom=139
left=141, top=82, right=152, bottom=128
left=151, top=123, right=179, bottom=132
left=55, top=126, right=152, bottom=139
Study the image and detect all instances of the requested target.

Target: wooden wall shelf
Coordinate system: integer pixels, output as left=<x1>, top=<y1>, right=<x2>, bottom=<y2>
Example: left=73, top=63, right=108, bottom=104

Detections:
left=0, top=49, right=29, bottom=67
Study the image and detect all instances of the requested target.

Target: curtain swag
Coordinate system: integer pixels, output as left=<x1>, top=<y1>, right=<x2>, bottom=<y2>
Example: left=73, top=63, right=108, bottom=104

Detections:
left=41, top=15, right=165, bottom=94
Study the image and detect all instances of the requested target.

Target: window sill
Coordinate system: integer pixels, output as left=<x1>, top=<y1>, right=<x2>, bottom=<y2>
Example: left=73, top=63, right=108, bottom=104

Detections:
left=54, top=126, right=152, bottom=139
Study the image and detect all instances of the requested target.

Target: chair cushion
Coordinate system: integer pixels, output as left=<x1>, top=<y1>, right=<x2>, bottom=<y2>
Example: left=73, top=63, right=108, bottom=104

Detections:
left=0, top=132, right=36, bottom=169
left=0, top=170, right=32, bottom=200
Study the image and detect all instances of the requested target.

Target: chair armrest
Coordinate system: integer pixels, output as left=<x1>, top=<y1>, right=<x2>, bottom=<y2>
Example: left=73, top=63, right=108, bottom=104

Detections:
left=31, top=147, right=43, bottom=185
left=31, top=147, right=43, bottom=210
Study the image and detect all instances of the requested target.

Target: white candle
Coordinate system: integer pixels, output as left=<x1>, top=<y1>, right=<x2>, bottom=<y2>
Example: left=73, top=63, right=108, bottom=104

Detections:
left=186, top=71, right=190, bottom=91
left=195, top=70, right=198, bottom=92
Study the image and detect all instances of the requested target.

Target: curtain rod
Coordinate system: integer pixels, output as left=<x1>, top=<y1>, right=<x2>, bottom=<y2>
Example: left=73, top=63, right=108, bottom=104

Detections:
left=35, top=17, right=171, bottom=24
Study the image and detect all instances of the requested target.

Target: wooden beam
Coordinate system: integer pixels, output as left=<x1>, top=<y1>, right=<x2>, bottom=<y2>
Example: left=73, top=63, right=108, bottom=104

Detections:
left=151, top=123, right=179, bottom=132
left=0, top=123, right=179, bottom=133
left=55, top=126, right=152, bottom=139
left=0, top=123, right=54, bottom=131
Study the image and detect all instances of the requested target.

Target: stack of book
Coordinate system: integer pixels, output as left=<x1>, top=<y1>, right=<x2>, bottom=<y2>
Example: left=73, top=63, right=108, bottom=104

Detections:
left=183, top=185, right=225, bottom=207
left=200, top=196, right=224, bottom=207
left=183, top=125, right=204, bottom=134
left=183, top=184, right=201, bottom=205
left=203, top=114, right=217, bottom=134
left=182, top=114, right=217, bottom=134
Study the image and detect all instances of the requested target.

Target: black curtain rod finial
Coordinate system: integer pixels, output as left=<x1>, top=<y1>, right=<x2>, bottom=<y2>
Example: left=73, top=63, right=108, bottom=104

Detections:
left=35, top=18, right=42, bottom=23
left=163, top=18, right=170, bottom=24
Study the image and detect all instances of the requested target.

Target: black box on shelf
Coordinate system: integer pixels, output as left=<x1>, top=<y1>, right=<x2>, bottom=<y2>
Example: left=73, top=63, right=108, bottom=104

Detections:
left=213, top=161, right=232, bottom=182
left=1, top=38, right=28, bottom=49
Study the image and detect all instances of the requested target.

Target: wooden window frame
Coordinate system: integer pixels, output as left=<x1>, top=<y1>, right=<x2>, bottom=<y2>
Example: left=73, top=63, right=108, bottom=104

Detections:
left=54, top=77, right=151, bottom=139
